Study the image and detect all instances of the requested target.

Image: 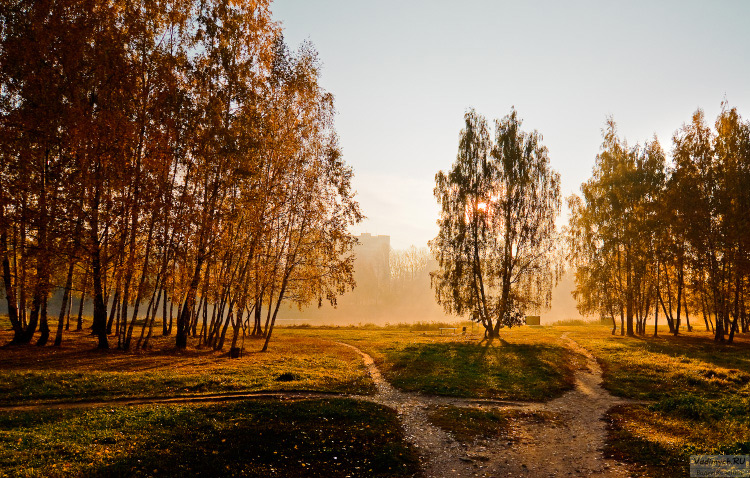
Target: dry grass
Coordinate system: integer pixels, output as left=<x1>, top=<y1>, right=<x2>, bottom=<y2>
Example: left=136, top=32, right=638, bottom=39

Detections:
left=561, top=326, right=750, bottom=477
left=283, top=325, right=587, bottom=401
left=0, top=318, right=374, bottom=404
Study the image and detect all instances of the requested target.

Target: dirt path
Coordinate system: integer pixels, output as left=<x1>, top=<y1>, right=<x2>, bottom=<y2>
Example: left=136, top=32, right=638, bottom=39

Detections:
left=2, top=336, right=639, bottom=477
left=338, top=342, right=480, bottom=477
left=339, top=336, right=640, bottom=478
left=476, top=334, right=639, bottom=477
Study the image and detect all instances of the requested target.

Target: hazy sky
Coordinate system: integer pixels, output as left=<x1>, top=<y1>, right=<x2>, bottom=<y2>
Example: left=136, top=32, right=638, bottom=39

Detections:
left=273, top=1, right=750, bottom=250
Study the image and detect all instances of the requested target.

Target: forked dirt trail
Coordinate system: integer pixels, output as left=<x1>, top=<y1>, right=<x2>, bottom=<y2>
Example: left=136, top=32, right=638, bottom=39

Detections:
left=0, top=336, right=639, bottom=477
left=340, top=335, right=639, bottom=478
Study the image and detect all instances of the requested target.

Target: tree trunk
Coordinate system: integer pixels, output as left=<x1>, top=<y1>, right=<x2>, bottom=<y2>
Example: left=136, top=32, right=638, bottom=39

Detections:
left=216, top=301, right=234, bottom=351
left=90, top=173, right=109, bottom=349
left=36, top=295, right=50, bottom=346
left=625, top=250, right=634, bottom=336
left=654, top=262, right=660, bottom=337
left=19, top=195, right=28, bottom=329
left=727, top=268, right=741, bottom=344
left=262, top=265, right=294, bottom=352
left=1, top=229, right=22, bottom=342
left=106, top=284, right=120, bottom=335
left=54, top=258, right=77, bottom=346
left=228, top=308, right=245, bottom=356
left=124, top=216, right=156, bottom=350
left=65, top=293, right=72, bottom=331
left=253, top=294, right=263, bottom=336
left=684, top=291, right=692, bottom=332
left=76, top=271, right=87, bottom=331
left=673, top=254, right=683, bottom=336
left=162, top=289, right=169, bottom=335
left=137, top=277, right=161, bottom=350
left=176, top=256, right=204, bottom=349
left=700, top=292, right=713, bottom=332
left=168, top=300, right=173, bottom=335
left=140, top=286, right=163, bottom=350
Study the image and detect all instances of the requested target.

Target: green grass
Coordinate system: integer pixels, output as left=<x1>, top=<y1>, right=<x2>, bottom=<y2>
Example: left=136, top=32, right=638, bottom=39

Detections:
left=565, top=327, right=750, bottom=478
left=283, top=326, right=586, bottom=401
left=0, top=398, right=420, bottom=478
left=427, top=405, right=558, bottom=444
left=2, top=318, right=582, bottom=404
left=384, top=341, right=577, bottom=400
left=10, top=315, right=749, bottom=478
left=569, top=328, right=750, bottom=400
left=605, top=403, right=750, bottom=478
left=0, top=332, right=374, bottom=405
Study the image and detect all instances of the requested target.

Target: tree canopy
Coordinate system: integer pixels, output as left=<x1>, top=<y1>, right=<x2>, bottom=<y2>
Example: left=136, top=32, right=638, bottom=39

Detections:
left=430, top=108, right=561, bottom=338
left=568, top=104, right=750, bottom=341
left=0, top=0, right=360, bottom=351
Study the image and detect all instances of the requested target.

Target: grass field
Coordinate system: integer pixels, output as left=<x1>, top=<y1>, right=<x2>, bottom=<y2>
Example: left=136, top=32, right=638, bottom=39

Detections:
left=0, top=398, right=419, bottom=478
left=566, top=326, right=750, bottom=478
left=0, top=320, right=583, bottom=404
left=283, top=326, right=586, bottom=401
left=0, top=318, right=585, bottom=476
left=0, top=323, right=374, bottom=405
left=2, top=317, right=750, bottom=477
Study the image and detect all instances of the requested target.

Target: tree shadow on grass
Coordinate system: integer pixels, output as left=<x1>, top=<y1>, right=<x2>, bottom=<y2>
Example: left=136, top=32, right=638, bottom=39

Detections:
left=88, top=399, right=419, bottom=478
left=385, top=341, right=575, bottom=401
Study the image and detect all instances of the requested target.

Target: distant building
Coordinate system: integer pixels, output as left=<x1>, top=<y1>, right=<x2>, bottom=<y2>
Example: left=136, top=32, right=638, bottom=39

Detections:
left=352, top=233, right=390, bottom=305
left=356, top=233, right=390, bottom=274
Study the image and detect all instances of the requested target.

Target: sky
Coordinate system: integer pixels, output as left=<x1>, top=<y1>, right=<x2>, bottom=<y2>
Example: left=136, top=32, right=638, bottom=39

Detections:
left=273, top=0, right=750, bottom=250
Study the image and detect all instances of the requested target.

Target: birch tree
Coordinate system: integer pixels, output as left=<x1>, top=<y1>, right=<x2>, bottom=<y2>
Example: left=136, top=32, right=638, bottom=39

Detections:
left=431, top=108, right=561, bottom=338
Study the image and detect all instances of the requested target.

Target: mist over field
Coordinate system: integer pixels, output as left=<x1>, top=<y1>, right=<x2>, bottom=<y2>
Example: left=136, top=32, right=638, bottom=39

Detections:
left=0, top=241, right=588, bottom=328
left=278, top=233, right=592, bottom=326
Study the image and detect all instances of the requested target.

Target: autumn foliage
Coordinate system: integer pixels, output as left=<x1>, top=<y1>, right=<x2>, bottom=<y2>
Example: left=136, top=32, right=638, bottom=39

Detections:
left=568, top=105, right=750, bottom=342
left=0, top=0, right=361, bottom=350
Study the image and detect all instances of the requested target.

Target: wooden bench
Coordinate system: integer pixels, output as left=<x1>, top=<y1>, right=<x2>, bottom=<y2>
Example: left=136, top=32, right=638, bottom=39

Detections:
left=439, top=327, right=457, bottom=335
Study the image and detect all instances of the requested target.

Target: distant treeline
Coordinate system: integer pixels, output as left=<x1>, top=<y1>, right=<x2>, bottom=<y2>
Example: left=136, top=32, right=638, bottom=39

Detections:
left=568, top=104, right=750, bottom=342
left=0, top=1, right=360, bottom=350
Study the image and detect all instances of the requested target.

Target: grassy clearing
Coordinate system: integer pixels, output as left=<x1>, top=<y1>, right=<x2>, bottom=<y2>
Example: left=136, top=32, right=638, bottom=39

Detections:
left=283, top=326, right=587, bottom=401
left=549, top=318, right=600, bottom=326
left=0, top=322, right=374, bottom=404
left=0, top=398, right=420, bottom=478
left=605, top=403, right=750, bottom=478
left=12, top=315, right=749, bottom=477
left=564, top=326, right=750, bottom=477
left=427, top=405, right=558, bottom=444
left=568, top=327, right=750, bottom=400
left=0, top=318, right=583, bottom=404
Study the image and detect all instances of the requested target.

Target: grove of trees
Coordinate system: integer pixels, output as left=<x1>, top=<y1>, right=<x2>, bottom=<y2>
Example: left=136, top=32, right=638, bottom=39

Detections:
left=430, top=108, right=562, bottom=338
left=568, top=103, right=750, bottom=342
left=0, top=0, right=361, bottom=351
